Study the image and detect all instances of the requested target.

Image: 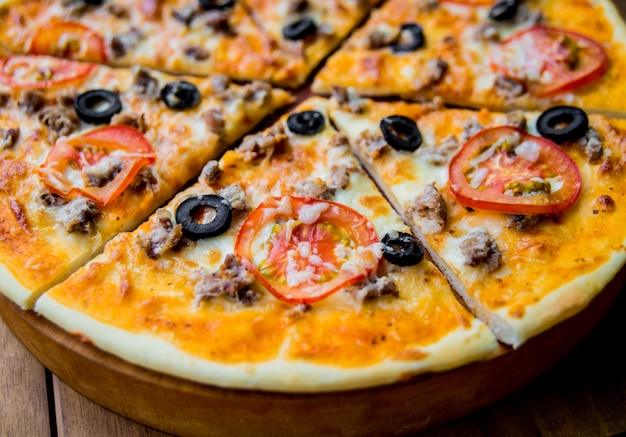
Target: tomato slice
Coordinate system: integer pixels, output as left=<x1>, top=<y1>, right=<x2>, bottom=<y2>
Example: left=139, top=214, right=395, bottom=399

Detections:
left=491, top=25, right=607, bottom=97
left=0, top=55, right=95, bottom=89
left=30, top=21, right=107, bottom=63
left=38, top=126, right=156, bottom=206
left=235, top=196, right=381, bottom=304
left=448, top=126, right=581, bottom=215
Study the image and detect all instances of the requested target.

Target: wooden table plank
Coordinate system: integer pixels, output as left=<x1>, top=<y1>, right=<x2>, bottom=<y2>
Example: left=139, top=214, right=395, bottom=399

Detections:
left=0, top=318, right=51, bottom=436
left=52, top=376, right=171, bottom=437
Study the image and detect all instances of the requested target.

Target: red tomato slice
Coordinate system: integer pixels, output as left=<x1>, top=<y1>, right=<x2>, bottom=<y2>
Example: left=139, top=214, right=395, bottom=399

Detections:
left=448, top=126, right=581, bottom=215
left=38, top=126, right=156, bottom=206
left=491, top=25, right=607, bottom=97
left=30, top=21, right=107, bottom=63
left=0, top=55, right=95, bottom=89
left=235, top=196, right=381, bottom=304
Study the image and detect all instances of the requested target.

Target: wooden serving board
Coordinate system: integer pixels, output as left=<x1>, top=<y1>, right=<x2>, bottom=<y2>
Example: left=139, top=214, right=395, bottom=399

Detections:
left=1, top=265, right=624, bottom=437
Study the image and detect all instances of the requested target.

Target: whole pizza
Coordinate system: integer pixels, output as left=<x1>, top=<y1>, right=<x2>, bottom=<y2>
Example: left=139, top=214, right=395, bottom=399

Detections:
left=1, top=0, right=626, bottom=397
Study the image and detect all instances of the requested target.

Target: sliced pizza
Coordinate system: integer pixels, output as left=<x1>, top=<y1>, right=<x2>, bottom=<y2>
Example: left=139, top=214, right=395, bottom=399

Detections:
left=0, top=0, right=380, bottom=87
left=330, top=96, right=626, bottom=347
left=0, top=55, right=292, bottom=308
left=34, top=97, right=499, bottom=392
left=313, top=0, right=626, bottom=116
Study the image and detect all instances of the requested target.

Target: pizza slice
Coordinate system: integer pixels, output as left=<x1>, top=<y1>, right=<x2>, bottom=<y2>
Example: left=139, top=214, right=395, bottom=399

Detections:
left=0, top=0, right=380, bottom=87
left=34, top=97, right=499, bottom=393
left=313, top=0, right=626, bottom=115
left=0, top=55, right=292, bottom=309
left=329, top=96, right=626, bottom=347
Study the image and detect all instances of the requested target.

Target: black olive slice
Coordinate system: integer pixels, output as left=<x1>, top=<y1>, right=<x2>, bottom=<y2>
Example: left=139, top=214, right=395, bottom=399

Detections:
left=489, top=0, right=521, bottom=21
left=536, top=106, right=589, bottom=144
left=161, top=81, right=201, bottom=110
left=199, top=0, right=234, bottom=10
left=84, top=0, right=104, bottom=5
left=176, top=194, right=233, bottom=240
left=391, top=23, right=425, bottom=53
left=286, top=110, right=325, bottom=135
left=282, top=17, right=317, bottom=40
left=74, top=89, right=122, bottom=124
left=380, top=115, right=422, bottom=151
left=381, top=231, right=424, bottom=266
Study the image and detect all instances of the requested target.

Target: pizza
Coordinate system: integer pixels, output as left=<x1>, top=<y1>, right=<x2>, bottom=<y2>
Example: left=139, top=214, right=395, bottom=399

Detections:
left=34, top=97, right=500, bottom=392
left=312, top=0, right=626, bottom=115
left=0, top=55, right=292, bottom=308
left=0, top=0, right=380, bottom=88
left=329, top=95, right=626, bottom=347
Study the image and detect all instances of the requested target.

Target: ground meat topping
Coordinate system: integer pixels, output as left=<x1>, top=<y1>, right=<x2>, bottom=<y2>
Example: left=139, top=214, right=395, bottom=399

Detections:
left=84, top=157, right=124, bottom=188
left=195, top=9, right=232, bottom=34
left=137, top=209, right=182, bottom=258
left=332, top=85, right=366, bottom=114
left=417, top=134, right=459, bottom=166
left=494, top=75, right=525, bottom=100
left=288, top=0, right=309, bottom=13
left=460, top=228, right=502, bottom=272
left=329, top=132, right=350, bottom=149
left=0, top=128, right=20, bottom=150
left=406, top=184, right=447, bottom=234
left=345, top=274, right=398, bottom=302
left=240, top=80, right=272, bottom=103
left=507, top=214, right=541, bottom=231
left=576, top=127, right=603, bottom=163
left=366, top=28, right=398, bottom=49
left=185, top=45, right=210, bottom=61
left=209, top=74, right=231, bottom=95
left=57, top=197, right=100, bottom=233
left=19, top=90, right=46, bottom=115
left=356, top=130, right=388, bottom=163
left=130, top=166, right=159, bottom=192
left=415, top=58, right=448, bottom=91
left=0, top=92, right=11, bottom=108
left=132, top=67, right=160, bottom=99
left=103, top=3, right=129, bottom=18
left=38, top=105, right=80, bottom=137
left=217, top=183, right=248, bottom=211
left=474, top=21, right=500, bottom=42
left=111, top=112, right=148, bottom=133
left=294, top=178, right=332, bottom=200
left=505, top=110, right=527, bottom=130
left=460, top=119, right=484, bottom=143
left=199, top=160, right=221, bottom=186
left=191, top=254, right=257, bottom=306
left=172, top=5, right=197, bottom=26
left=327, top=165, right=351, bottom=191
left=203, top=108, right=225, bottom=139
left=61, top=0, right=91, bottom=17
left=593, top=195, right=615, bottom=213
left=110, top=28, right=144, bottom=58
left=40, top=191, right=67, bottom=208
left=236, top=129, right=287, bottom=162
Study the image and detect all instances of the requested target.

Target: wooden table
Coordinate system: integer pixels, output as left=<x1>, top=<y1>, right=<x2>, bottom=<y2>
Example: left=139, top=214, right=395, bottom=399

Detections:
left=2, top=280, right=625, bottom=437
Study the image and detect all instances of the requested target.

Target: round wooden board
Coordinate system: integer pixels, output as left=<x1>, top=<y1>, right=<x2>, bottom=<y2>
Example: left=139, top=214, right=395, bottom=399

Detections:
left=1, top=266, right=624, bottom=437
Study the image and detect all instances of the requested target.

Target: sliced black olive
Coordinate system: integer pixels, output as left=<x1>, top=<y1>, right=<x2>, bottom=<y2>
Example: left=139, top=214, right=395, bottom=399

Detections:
left=381, top=231, right=424, bottom=267
left=536, top=106, right=589, bottom=144
left=380, top=115, right=422, bottom=151
left=199, top=0, right=234, bottom=10
left=176, top=194, right=233, bottom=240
left=287, top=110, right=325, bottom=135
left=282, top=17, right=317, bottom=40
left=391, top=23, right=425, bottom=53
left=74, top=89, right=122, bottom=124
left=84, top=0, right=104, bottom=5
left=161, top=81, right=201, bottom=110
left=489, top=0, right=521, bottom=21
